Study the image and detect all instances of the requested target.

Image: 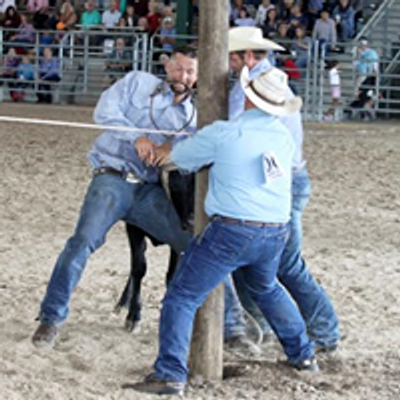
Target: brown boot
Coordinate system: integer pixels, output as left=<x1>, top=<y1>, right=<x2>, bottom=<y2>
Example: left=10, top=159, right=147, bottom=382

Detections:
left=32, top=323, right=58, bottom=349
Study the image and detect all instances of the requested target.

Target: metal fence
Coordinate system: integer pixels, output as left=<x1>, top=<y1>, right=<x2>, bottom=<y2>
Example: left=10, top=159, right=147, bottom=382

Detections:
left=1, top=27, right=400, bottom=121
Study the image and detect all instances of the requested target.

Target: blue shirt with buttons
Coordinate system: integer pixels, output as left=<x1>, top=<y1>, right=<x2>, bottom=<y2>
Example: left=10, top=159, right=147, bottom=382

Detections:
left=90, top=71, right=196, bottom=183
left=171, top=108, right=295, bottom=223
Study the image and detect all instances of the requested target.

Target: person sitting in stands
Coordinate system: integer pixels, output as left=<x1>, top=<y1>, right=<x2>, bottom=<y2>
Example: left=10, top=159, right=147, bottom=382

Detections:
left=27, top=0, right=48, bottom=13
left=275, top=22, right=291, bottom=50
left=234, top=7, right=256, bottom=27
left=287, top=5, right=308, bottom=39
left=137, top=16, right=150, bottom=33
left=159, top=16, right=176, bottom=53
left=262, top=7, right=280, bottom=39
left=312, top=9, right=337, bottom=58
left=332, top=0, right=355, bottom=42
left=102, top=1, right=122, bottom=29
left=0, top=47, right=20, bottom=100
left=104, top=37, right=132, bottom=85
left=80, top=0, right=102, bottom=29
left=14, top=54, right=35, bottom=102
left=161, top=4, right=176, bottom=26
left=122, top=4, right=138, bottom=28
left=146, top=1, right=162, bottom=35
left=58, top=0, right=77, bottom=30
left=255, top=0, right=274, bottom=27
left=37, top=47, right=61, bottom=104
left=1, top=6, right=21, bottom=41
left=9, top=14, right=35, bottom=48
left=292, top=25, right=311, bottom=72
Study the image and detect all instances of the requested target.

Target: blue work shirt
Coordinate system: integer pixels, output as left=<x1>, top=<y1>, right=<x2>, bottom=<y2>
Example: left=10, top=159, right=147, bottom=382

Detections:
left=358, top=48, right=379, bottom=75
left=171, top=108, right=294, bottom=223
left=90, top=71, right=196, bottom=183
left=39, top=58, right=60, bottom=80
left=229, top=58, right=305, bottom=172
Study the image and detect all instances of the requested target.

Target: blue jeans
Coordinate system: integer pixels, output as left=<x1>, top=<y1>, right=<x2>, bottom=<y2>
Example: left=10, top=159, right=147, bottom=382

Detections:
left=223, top=276, right=246, bottom=338
left=233, top=169, right=340, bottom=347
left=39, top=173, right=246, bottom=333
left=39, top=174, right=191, bottom=325
left=153, top=220, right=314, bottom=382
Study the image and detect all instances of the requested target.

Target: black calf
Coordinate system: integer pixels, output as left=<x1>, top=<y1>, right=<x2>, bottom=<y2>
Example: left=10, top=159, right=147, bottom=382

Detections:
left=115, top=171, right=194, bottom=331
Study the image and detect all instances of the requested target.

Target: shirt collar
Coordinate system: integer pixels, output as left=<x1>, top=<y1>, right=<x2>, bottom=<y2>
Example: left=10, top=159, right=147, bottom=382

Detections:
left=242, top=107, right=274, bottom=120
left=159, top=81, right=195, bottom=117
left=250, top=58, right=273, bottom=79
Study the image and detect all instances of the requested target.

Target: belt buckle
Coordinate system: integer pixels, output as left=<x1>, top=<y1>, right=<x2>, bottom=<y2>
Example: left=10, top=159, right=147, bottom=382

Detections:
left=126, top=172, right=141, bottom=184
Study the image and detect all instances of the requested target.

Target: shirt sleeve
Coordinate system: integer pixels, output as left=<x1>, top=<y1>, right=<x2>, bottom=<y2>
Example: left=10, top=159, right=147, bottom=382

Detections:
left=93, top=72, right=144, bottom=142
left=171, top=122, right=220, bottom=172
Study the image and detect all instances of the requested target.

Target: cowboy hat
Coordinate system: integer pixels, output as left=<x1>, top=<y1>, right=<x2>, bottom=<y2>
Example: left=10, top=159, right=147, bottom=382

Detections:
left=240, top=66, right=302, bottom=116
left=229, top=27, right=285, bottom=53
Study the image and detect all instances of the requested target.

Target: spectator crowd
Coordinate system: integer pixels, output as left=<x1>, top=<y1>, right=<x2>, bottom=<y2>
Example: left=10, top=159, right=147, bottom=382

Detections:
left=0, top=0, right=178, bottom=102
left=230, top=0, right=380, bottom=52
left=0, top=0, right=382, bottom=104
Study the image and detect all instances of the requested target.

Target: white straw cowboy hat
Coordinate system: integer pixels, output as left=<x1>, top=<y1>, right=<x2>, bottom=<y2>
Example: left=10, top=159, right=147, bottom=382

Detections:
left=229, top=27, right=285, bottom=52
left=240, top=66, right=302, bottom=116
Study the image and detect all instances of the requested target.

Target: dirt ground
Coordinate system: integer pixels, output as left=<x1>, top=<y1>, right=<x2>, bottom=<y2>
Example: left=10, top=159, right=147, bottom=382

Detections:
left=1, top=103, right=400, bottom=400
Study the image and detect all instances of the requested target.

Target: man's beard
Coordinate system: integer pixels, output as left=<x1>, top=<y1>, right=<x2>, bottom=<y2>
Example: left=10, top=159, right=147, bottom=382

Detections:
left=168, top=80, right=191, bottom=95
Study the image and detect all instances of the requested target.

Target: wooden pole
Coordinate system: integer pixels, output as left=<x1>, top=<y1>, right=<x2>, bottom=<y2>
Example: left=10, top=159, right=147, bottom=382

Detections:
left=189, top=0, right=230, bottom=381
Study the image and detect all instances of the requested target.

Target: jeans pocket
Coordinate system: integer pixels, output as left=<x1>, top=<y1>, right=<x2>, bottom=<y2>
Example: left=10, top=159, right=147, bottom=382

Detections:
left=208, top=223, right=253, bottom=264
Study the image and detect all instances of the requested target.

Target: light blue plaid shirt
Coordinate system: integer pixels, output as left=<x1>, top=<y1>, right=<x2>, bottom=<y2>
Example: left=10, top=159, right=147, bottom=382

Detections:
left=90, top=71, right=196, bottom=183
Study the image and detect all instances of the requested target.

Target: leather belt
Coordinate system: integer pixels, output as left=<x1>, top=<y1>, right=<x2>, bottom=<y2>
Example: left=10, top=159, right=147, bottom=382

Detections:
left=93, top=167, right=142, bottom=184
left=212, top=215, right=282, bottom=228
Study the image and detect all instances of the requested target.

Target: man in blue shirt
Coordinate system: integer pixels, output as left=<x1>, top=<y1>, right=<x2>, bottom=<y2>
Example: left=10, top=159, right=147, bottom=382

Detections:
left=355, top=37, right=379, bottom=94
left=228, top=27, right=340, bottom=351
left=31, top=46, right=199, bottom=348
left=133, top=66, right=317, bottom=397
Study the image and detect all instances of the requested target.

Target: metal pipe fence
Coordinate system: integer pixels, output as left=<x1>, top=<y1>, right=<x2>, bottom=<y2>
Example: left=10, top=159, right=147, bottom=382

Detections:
left=1, top=27, right=400, bottom=121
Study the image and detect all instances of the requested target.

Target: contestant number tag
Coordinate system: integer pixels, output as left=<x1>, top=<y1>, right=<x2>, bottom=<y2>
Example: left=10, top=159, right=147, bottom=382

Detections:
left=263, top=152, right=284, bottom=184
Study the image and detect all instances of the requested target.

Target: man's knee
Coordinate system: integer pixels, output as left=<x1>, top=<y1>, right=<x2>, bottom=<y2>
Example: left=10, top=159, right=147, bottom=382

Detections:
left=65, top=232, right=105, bottom=254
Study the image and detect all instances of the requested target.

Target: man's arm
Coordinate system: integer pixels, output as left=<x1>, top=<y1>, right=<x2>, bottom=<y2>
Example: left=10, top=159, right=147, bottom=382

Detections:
left=152, top=122, right=222, bottom=171
left=93, top=72, right=157, bottom=163
left=169, top=122, right=222, bottom=172
left=94, top=72, right=140, bottom=138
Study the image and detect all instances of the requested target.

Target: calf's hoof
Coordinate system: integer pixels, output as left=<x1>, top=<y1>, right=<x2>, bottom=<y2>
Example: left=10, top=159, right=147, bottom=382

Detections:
left=124, top=319, right=140, bottom=332
left=113, top=304, right=123, bottom=315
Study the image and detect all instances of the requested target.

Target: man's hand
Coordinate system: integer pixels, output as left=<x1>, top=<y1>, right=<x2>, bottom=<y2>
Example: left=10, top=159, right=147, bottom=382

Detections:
left=153, top=142, right=172, bottom=166
left=135, top=137, right=157, bottom=164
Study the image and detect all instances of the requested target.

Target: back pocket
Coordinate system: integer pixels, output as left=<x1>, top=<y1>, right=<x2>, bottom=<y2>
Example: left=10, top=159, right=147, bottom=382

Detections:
left=208, top=223, right=254, bottom=264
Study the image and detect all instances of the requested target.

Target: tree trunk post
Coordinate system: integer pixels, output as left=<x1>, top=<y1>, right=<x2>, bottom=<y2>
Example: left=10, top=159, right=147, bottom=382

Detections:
left=189, top=0, right=230, bottom=381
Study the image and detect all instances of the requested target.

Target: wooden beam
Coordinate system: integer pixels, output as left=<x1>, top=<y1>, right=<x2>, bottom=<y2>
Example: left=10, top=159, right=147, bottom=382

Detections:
left=189, top=0, right=230, bottom=381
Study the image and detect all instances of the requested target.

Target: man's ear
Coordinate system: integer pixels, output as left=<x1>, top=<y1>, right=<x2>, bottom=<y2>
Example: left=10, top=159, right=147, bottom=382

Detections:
left=164, top=58, right=172, bottom=74
left=244, top=50, right=254, bottom=68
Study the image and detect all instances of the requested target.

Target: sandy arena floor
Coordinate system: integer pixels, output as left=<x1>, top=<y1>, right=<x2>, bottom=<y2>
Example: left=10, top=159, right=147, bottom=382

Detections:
left=1, top=103, right=400, bottom=400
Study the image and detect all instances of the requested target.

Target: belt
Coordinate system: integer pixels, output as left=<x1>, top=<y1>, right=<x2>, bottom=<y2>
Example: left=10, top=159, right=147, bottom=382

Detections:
left=212, top=215, right=282, bottom=228
left=93, top=167, right=143, bottom=184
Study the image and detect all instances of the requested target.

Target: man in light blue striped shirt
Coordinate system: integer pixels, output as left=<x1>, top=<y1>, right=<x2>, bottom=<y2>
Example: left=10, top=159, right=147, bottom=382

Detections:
left=31, top=47, right=199, bottom=348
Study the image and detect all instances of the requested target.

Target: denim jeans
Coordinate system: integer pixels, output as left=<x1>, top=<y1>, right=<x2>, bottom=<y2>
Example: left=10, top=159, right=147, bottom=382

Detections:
left=39, top=173, right=247, bottom=334
left=223, top=276, right=246, bottom=338
left=233, top=169, right=340, bottom=347
left=39, top=174, right=191, bottom=325
left=153, top=220, right=314, bottom=383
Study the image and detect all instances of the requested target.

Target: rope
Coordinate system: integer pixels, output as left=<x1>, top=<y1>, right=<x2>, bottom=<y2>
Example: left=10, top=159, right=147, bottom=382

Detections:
left=0, top=116, right=190, bottom=137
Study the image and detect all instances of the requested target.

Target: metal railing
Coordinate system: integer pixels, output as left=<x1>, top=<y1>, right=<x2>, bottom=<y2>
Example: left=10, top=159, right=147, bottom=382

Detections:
left=356, top=0, right=395, bottom=41
left=2, top=27, right=400, bottom=121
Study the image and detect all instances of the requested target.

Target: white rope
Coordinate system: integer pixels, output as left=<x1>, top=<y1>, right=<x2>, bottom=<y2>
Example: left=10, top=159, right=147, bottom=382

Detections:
left=0, top=116, right=190, bottom=136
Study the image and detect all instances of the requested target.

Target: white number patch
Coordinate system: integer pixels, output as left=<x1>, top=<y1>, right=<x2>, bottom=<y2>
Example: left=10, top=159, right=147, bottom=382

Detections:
left=263, top=152, right=285, bottom=184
